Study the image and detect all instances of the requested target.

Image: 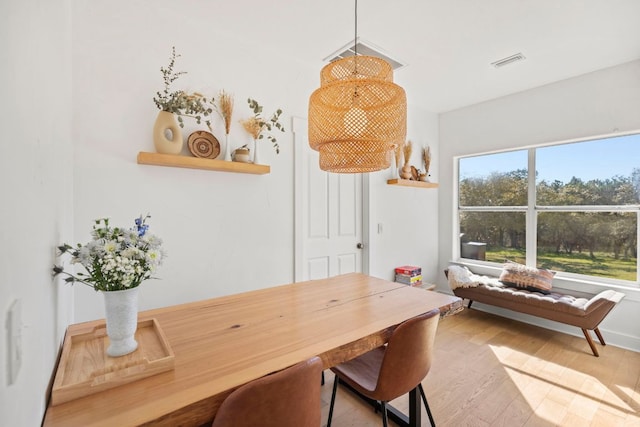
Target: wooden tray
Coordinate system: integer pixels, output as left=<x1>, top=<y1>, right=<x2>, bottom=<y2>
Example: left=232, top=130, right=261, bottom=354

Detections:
left=51, top=318, right=175, bottom=406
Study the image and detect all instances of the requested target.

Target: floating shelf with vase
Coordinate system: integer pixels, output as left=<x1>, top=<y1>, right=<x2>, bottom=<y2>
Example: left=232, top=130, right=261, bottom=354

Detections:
left=387, top=178, right=438, bottom=188
left=137, top=152, right=270, bottom=175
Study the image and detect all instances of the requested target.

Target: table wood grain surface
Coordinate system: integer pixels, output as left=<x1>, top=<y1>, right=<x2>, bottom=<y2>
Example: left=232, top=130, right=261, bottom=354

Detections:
left=43, top=273, right=460, bottom=427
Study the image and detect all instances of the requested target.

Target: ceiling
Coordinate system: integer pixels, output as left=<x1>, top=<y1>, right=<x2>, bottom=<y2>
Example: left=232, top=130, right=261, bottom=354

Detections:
left=215, top=0, right=640, bottom=113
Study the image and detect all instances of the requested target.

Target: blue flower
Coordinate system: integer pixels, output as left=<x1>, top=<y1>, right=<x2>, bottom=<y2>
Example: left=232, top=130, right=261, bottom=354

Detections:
left=135, top=215, right=150, bottom=237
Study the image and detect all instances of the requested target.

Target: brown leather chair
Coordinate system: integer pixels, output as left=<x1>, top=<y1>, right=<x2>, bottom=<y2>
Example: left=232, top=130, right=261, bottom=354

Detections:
left=212, top=356, right=323, bottom=427
left=327, top=309, right=440, bottom=427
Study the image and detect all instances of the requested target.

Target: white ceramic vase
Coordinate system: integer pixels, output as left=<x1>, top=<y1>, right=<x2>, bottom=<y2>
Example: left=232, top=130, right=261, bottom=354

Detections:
left=389, top=162, right=398, bottom=179
left=253, top=139, right=260, bottom=164
left=153, top=111, right=183, bottom=154
left=102, top=287, right=139, bottom=357
left=224, top=134, right=232, bottom=161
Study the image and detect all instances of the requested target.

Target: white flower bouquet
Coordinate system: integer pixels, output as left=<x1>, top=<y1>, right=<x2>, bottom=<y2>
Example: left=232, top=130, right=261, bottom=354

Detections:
left=53, top=215, right=164, bottom=292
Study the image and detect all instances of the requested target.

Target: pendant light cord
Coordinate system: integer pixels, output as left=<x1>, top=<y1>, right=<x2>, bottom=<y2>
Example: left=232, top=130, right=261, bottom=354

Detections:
left=353, top=0, right=359, bottom=78
left=354, top=0, right=358, bottom=57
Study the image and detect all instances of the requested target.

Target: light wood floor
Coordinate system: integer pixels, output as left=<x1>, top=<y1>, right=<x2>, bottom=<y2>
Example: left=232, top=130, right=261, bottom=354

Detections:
left=321, top=308, right=640, bottom=426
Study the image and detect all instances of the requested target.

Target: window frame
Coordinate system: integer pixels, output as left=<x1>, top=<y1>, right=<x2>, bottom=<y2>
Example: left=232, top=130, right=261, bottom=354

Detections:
left=455, top=134, right=640, bottom=289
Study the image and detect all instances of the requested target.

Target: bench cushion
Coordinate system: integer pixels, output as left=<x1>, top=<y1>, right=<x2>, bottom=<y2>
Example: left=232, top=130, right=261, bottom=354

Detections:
left=447, top=265, right=624, bottom=330
left=457, top=279, right=590, bottom=316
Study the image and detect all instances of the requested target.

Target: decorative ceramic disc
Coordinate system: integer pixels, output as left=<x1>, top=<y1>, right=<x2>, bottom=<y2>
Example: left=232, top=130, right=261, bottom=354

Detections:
left=187, top=131, right=220, bottom=159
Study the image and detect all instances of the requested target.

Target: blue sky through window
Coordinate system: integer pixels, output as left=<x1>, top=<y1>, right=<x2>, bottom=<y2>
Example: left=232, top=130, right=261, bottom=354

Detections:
left=459, top=133, right=640, bottom=183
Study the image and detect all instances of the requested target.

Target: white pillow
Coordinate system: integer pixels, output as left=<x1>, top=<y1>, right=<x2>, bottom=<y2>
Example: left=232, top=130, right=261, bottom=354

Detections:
left=447, top=265, right=476, bottom=290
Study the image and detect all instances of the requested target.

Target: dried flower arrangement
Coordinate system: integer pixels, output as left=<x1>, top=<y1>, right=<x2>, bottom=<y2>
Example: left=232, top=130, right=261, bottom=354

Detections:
left=153, top=46, right=214, bottom=131
left=215, top=90, right=234, bottom=136
left=402, top=140, right=413, bottom=167
left=240, top=98, right=285, bottom=154
left=241, top=117, right=262, bottom=140
left=400, top=140, right=413, bottom=179
left=423, top=146, right=431, bottom=175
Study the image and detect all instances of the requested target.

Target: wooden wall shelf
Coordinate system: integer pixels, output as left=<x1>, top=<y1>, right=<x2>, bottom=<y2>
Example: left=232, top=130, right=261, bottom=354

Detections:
left=137, top=152, right=270, bottom=175
left=387, top=179, right=438, bottom=188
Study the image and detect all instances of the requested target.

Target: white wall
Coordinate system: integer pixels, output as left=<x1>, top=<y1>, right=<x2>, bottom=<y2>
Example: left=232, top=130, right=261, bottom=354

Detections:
left=369, top=103, right=440, bottom=284
left=69, top=0, right=441, bottom=323
left=0, top=1, right=440, bottom=423
left=438, top=59, right=640, bottom=352
left=70, top=1, right=304, bottom=321
left=0, top=0, right=74, bottom=425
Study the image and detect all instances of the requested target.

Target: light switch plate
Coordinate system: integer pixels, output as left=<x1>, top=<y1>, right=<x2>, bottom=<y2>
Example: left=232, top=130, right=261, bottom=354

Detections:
left=7, top=299, right=22, bottom=385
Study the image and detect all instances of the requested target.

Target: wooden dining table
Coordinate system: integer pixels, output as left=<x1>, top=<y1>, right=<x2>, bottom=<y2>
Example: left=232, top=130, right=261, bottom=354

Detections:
left=43, top=273, right=460, bottom=427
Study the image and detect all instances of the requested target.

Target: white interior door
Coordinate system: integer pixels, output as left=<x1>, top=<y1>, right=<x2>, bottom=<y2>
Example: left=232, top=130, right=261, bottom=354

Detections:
left=294, top=117, right=365, bottom=281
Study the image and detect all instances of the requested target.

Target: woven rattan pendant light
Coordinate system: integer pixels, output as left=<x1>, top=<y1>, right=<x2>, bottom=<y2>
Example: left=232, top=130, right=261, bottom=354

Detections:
left=308, top=0, right=406, bottom=173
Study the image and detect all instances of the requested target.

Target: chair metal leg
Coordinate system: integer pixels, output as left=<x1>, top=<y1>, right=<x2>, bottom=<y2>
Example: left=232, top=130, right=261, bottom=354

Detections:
left=327, top=374, right=339, bottom=427
left=380, top=401, right=388, bottom=427
left=419, top=383, right=436, bottom=427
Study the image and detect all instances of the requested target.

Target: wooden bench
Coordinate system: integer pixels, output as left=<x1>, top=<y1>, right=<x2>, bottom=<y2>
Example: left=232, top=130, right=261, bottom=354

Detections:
left=445, top=266, right=625, bottom=357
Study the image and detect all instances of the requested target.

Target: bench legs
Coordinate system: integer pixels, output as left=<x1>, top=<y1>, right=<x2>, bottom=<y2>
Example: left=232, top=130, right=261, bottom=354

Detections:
left=582, top=328, right=606, bottom=357
left=594, top=327, right=606, bottom=346
left=464, top=297, right=607, bottom=357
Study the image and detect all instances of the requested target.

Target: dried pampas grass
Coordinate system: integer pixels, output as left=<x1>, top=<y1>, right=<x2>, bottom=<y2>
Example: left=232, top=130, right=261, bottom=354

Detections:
left=423, top=146, right=431, bottom=174
left=403, top=140, right=413, bottom=166
left=218, top=90, right=234, bottom=135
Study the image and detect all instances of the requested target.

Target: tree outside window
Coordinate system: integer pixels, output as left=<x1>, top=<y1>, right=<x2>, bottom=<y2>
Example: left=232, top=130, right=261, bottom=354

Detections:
left=458, top=134, right=639, bottom=283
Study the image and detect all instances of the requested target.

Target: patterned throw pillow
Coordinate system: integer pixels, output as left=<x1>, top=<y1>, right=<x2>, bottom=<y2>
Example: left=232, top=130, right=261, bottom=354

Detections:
left=499, top=262, right=555, bottom=294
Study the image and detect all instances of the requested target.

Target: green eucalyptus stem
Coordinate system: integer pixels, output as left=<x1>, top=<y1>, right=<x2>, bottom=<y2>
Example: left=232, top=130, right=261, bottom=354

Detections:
left=153, top=47, right=215, bottom=132
left=52, top=267, right=100, bottom=290
left=244, top=98, right=285, bottom=154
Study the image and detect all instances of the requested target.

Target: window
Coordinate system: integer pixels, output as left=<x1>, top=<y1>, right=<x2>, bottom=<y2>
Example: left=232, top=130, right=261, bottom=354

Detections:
left=458, top=133, right=640, bottom=284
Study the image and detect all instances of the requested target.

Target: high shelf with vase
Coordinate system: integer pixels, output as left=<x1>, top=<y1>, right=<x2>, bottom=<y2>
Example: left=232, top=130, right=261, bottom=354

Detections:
left=387, top=179, right=438, bottom=188
left=137, top=152, right=270, bottom=175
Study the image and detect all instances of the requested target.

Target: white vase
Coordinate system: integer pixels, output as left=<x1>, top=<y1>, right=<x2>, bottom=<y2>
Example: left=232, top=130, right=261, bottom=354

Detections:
left=153, top=111, right=183, bottom=154
left=102, top=287, right=139, bottom=357
left=389, top=162, right=398, bottom=179
left=253, top=139, right=260, bottom=164
left=224, top=134, right=232, bottom=161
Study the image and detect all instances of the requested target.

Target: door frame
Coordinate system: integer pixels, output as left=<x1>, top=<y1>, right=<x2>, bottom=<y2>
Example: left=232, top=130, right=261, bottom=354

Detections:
left=292, top=116, right=370, bottom=282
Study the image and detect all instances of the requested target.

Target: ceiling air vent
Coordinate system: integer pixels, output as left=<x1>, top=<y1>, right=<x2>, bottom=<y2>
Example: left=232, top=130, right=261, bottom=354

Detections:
left=491, top=53, right=526, bottom=68
left=324, top=38, right=406, bottom=70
